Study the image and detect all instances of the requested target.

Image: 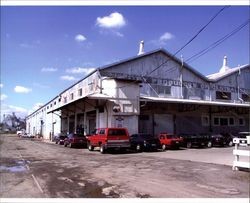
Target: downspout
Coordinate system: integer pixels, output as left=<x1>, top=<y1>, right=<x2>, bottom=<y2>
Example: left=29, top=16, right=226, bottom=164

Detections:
left=96, top=69, right=102, bottom=94
left=237, top=66, right=243, bottom=103
left=180, top=55, right=183, bottom=99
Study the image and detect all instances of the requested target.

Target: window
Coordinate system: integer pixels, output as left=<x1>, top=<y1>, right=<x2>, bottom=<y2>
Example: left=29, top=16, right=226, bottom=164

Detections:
left=220, top=118, right=228, bottom=126
left=64, top=97, right=67, bottom=104
left=213, top=117, right=219, bottom=126
left=47, top=106, right=49, bottom=109
left=99, top=129, right=105, bottom=135
left=242, top=94, right=250, bottom=102
left=78, top=88, right=82, bottom=97
left=239, top=118, right=245, bottom=126
left=108, top=129, right=126, bottom=136
left=158, top=85, right=171, bottom=95
left=58, top=98, right=61, bottom=102
left=216, top=91, right=231, bottom=100
left=54, top=101, right=56, bottom=105
left=71, top=93, right=74, bottom=100
left=213, top=117, right=237, bottom=126
left=229, top=118, right=235, bottom=126
left=152, top=85, right=171, bottom=95
left=50, top=104, right=52, bottom=107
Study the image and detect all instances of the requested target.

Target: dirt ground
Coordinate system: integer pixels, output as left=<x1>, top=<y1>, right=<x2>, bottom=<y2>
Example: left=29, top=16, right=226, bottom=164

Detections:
left=0, top=134, right=249, bottom=199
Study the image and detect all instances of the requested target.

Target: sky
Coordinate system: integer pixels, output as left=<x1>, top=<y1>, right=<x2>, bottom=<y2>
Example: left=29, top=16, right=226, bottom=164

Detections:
left=0, top=5, right=249, bottom=120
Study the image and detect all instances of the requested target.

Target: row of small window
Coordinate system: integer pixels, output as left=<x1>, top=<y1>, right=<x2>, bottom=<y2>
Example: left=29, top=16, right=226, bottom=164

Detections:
left=44, top=89, right=84, bottom=110
left=216, top=91, right=249, bottom=101
left=63, top=88, right=82, bottom=103
left=202, top=116, right=245, bottom=126
left=63, top=89, right=83, bottom=104
left=150, top=85, right=249, bottom=102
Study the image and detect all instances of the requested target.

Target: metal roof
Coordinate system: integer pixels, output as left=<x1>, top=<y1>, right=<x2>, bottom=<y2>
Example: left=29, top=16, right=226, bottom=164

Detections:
left=207, top=64, right=249, bottom=81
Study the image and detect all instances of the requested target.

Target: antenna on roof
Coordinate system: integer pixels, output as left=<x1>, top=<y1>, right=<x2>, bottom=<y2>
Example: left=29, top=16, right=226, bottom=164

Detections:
left=138, top=40, right=145, bottom=55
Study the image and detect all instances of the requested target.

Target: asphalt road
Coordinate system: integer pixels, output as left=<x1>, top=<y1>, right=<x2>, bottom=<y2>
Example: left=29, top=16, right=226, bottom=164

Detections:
left=0, top=134, right=249, bottom=198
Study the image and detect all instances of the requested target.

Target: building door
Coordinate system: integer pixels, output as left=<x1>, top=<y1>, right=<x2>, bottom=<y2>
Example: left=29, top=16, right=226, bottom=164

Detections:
left=89, top=119, right=96, bottom=134
left=87, top=110, right=96, bottom=134
left=154, top=114, right=173, bottom=135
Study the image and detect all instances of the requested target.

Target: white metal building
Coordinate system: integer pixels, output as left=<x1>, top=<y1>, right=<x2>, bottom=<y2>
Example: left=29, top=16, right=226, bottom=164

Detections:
left=26, top=46, right=250, bottom=139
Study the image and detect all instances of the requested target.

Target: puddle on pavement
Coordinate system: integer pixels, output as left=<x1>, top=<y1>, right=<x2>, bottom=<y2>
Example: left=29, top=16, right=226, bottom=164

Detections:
left=0, top=159, right=28, bottom=173
left=0, top=165, right=27, bottom=173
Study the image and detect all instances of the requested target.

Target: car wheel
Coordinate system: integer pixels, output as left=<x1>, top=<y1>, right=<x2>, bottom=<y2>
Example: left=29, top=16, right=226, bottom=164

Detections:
left=228, top=141, right=233, bottom=147
left=64, top=143, right=67, bottom=147
left=136, top=144, right=141, bottom=152
left=186, top=142, right=192, bottom=148
left=88, top=143, right=94, bottom=151
left=207, top=141, right=212, bottom=148
left=100, top=145, right=105, bottom=154
left=162, top=144, right=166, bottom=151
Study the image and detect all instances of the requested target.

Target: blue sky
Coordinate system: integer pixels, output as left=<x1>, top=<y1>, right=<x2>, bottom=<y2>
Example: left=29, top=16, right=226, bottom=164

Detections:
left=0, top=6, right=249, bottom=119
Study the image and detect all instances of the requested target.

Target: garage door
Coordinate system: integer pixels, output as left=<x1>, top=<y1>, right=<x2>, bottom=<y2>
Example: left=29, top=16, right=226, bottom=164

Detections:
left=154, top=114, right=173, bottom=135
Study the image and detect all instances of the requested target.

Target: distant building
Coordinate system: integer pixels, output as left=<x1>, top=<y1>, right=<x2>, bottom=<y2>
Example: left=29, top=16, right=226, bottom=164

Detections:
left=26, top=47, right=250, bottom=139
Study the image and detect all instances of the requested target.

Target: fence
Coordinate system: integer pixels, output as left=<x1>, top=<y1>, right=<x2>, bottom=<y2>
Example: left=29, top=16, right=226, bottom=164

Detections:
left=232, top=136, right=250, bottom=171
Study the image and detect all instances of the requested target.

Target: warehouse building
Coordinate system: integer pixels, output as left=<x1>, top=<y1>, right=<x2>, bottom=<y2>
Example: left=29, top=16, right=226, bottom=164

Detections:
left=26, top=43, right=250, bottom=139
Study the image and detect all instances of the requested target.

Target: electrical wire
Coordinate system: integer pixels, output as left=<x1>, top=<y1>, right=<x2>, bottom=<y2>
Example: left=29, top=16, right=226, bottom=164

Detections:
left=109, top=16, right=249, bottom=92
left=145, top=6, right=230, bottom=77
left=186, top=19, right=250, bottom=64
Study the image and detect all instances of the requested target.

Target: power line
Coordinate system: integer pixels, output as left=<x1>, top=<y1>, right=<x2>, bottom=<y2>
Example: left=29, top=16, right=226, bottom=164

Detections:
left=104, top=18, right=249, bottom=92
left=145, top=6, right=230, bottom=77
left=186, top=19, right=250, bottom=63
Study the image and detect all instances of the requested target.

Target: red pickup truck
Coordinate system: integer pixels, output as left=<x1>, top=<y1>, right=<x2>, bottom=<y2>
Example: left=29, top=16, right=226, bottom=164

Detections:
left=158, top=133, right=183, bottom=150
left=87, top=128, right=130, bottom=153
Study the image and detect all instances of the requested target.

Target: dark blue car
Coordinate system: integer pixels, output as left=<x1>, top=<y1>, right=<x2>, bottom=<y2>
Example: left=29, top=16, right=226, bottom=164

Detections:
left=129, top=133, right=161, bottom=152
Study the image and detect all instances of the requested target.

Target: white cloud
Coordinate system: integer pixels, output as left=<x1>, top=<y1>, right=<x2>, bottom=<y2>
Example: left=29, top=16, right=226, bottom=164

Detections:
left=14, top=86, right=32, bottom=94
left=159, top=32, right=174, bottom=42
left=96, top=12, right=126, bottom=28
left=0, top=83, right=3, bottom=88
left=150, top=32, right=175, bottom=46
left=113, top=31, right=124, bottom=37
left=60, top=75, right=78, bottom=81
left=1, top=94, right=7, bottom=101
left=66, top=67, right=96, bottom=75
left=75, top=34, right=87, bottom=42
left=41, top=67, right=58, bottom=72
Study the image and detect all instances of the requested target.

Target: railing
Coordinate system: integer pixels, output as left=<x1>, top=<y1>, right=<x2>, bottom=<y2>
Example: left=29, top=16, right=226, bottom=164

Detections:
left=232, top=136, right=250, bottom=171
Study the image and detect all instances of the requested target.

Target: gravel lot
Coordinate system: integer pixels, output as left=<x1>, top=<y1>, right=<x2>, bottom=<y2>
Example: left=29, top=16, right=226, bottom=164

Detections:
left=0, top=134, right=249, bottom=199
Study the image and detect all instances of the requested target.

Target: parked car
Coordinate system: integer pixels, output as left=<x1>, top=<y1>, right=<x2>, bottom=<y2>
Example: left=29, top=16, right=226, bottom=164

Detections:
left=64, top=133, right=87, bottom=148
left=210, top=134, right=228, bottom=147
left=17, top=130, right=24, bottom=136
left=54, top=133, right=67, bottom=145
left=220, top=133, right=234, bottom=147
left=237, top=132, right=250, bottom=138
left=158, top=133, right=183, bottom=150
left=180, top=133, right=212, bottom=148
left=129, top=133, right=161, bottom=152
left=87, top=128, right=130, bottom=153
left=21, top=133, right=34, bottom=138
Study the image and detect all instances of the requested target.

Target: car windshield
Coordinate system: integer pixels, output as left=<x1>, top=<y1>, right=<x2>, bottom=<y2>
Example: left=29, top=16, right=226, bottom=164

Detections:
left=108, top=129, right=126, bottom=136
